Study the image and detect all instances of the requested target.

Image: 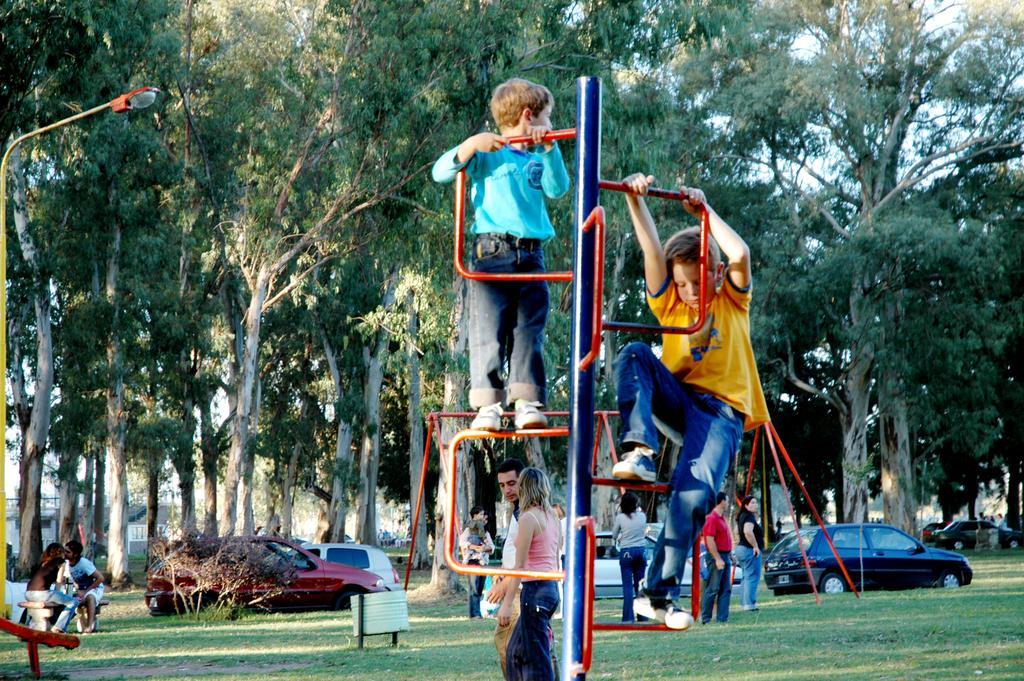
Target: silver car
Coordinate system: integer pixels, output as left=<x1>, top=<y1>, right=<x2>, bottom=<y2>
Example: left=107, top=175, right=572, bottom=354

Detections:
left=593, top=526, right=743, bottom=599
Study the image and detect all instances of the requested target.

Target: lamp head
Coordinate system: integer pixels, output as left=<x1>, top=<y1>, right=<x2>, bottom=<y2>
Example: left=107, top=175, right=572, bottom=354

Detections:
left=110, top=87, right=160, bottom=114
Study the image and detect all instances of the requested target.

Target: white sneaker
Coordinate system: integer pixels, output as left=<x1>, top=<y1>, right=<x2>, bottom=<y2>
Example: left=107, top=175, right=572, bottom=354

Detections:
left=514, top=401, right=547, bottom=429
left=663, top=605, right=694, bottom=630
left=471, top=403, right=503, bottom=431
left=611, top=447, right=657, bottom=482
left=634, top=595, right=693, bottom=631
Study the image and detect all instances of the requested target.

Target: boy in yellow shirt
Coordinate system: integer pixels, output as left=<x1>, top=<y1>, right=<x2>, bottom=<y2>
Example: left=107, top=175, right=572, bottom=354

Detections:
left=611, top=173, right=768, bottom=629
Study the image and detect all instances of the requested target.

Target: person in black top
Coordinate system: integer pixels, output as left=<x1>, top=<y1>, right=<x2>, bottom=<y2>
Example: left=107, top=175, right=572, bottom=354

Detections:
left=25, top=542, right=78, bottom=632
left=735, top=496, right=765, bottom=612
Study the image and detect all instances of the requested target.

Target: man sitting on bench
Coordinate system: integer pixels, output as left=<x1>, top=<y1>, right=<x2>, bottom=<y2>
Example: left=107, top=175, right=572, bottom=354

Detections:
left=61, top=540, right=105, bottom=634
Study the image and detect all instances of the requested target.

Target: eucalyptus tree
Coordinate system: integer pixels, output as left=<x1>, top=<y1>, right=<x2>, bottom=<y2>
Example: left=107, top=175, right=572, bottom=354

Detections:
left=670, top=0, right=1024, bottom=526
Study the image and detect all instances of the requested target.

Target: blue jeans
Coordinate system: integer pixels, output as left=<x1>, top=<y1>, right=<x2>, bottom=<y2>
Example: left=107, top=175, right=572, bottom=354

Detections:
left=25, top=589, right=77, bottom=632
left=700, top=554, right=732, bottom=623
left=507, top=580, right=559, bottom=681
left=468, top=574, right=486, bottom=618
left=618, top=546, right=648, bottom=622
left=615, top=342, right=743, bottom=601
left=735, top=545, right=762, bottom=609
left=468, top=235, right=548, bottom=408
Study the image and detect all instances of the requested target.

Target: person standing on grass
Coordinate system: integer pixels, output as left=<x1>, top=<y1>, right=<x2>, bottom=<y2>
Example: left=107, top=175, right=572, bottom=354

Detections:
left=735, top=495, right=764, bottom=612
left=460, top=506, right=494, bottom=619
left=701, top=492, right=733, bottom=624
left=498, top=467, right=562, bottom=681
left=487, top=457, right=525, bottom=678
left=25, top=543, right=78, bottom=633
left=612, top=491, right=648, bottom=623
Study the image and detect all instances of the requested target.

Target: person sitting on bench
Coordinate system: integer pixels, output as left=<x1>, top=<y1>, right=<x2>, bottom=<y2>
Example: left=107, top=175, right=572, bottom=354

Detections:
left=61, top=540, right=105, bottom=634
left=25, top=543, right=78, bottom=633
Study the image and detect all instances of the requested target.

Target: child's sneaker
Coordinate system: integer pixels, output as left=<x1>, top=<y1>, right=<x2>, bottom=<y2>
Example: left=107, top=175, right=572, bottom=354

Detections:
left=514, top=400, right=548, bottom=429
left=633, top=595, right=693, bottom=631
left=611, top=446, right=657, bottom=482
left=663, top=604, right=694, bottom=630
left=471, top=403, right=503, bottom=431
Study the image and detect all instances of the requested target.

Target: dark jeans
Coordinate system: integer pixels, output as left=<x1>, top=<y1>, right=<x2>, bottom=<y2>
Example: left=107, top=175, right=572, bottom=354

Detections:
left=468, top=574, right=486, bottom=618
left=618, top=546, right=648, bottom=622
left=468, top=234, right=548, bottom=408
left=700, top=554, right=732, bottom=623
left=614, top=342, right=743, bottom=601
left=507, top=580, right=559, bottom=681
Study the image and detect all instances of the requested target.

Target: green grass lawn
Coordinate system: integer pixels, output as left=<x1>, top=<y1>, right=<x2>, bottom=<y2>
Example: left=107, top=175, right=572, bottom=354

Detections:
left=2, top=550, right=1021, bottom=680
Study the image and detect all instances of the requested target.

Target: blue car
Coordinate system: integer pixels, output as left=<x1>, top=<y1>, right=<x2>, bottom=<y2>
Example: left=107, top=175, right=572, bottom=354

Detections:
left=764, top=523, right=972, bottom=595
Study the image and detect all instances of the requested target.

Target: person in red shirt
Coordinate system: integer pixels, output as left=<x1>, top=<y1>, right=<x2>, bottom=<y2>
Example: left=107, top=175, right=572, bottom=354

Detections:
left=701, top=492, right=733, bottom=624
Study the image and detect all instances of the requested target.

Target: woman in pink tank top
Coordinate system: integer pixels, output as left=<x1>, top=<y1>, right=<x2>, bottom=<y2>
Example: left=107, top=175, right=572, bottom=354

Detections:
left=497, top=467, right=562, bottom=681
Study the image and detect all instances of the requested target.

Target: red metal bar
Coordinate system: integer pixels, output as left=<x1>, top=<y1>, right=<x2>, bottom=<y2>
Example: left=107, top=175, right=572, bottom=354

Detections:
left=452, top=128, right=577, bottom=284
left=591, top=478, right=670, bottom=494
left=764, top=424, right=821, bottom=604
left=405, top=413, right=437, bottom=590
left=767, top=421, right=860, bottom=597
left=579, top=206, right=607, bottom=371
left=444, top=428, right=568, bottom=581
left=578, top=516, right=597, bottom=676
left=743, top=427, right=761, bottom=499
left=691, top=535, right=702, bottom=619
left=596, top=186, right=711, bottom=336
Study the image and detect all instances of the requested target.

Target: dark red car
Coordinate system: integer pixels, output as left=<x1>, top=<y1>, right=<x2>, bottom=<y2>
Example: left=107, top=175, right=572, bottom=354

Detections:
left=145, top=536, right=384, bottom=614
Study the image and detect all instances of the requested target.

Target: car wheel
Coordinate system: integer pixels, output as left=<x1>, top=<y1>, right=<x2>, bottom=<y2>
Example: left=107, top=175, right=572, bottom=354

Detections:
left=819, top=571, right=847, bottom=594
left=952, top=540, right=965, bottom=550
left=938, top=570, right=962, bottom=588
left=1010, top=539, right=1020, bottom=549
left=333, top=591, right=355, bottom=611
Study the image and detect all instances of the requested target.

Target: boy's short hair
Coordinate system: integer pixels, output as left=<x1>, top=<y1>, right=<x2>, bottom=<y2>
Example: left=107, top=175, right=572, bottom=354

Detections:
left=66, top=539, right=84, bottom=555
left=664, top=226, right=721, bottom=269
left=491, top=78, right=552, bottom=129
left=715, top=491, right=728, bottom=505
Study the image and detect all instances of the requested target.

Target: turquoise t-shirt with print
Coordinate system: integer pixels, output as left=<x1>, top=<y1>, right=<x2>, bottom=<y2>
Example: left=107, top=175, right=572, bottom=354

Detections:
left=432, top=143, right=570, bottom=241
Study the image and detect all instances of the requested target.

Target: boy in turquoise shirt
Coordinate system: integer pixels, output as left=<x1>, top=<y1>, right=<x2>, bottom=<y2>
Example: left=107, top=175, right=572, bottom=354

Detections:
left=432, top=78, right=570, bottom=431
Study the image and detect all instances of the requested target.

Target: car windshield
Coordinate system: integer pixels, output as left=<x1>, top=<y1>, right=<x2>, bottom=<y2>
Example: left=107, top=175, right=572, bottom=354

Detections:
left=772, top=528, right=819, bottom=554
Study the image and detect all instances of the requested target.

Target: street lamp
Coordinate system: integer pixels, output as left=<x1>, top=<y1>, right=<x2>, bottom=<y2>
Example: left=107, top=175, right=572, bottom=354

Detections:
left=0, top=86, right=159, bottom=616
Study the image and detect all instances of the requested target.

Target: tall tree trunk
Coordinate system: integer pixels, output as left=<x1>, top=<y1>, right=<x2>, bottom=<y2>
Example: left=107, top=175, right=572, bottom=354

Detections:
left=10, top=147, right=55, bottom=576
left=146, top=460, right=160, bottom=563
left=105, top=217, right=132, bottom=587
left=1007, top=455, right=1022, bottom=532
left=601, top=230, right=628, bottom=387
left=57, top=452, right=79, bottom=544
left=406, top=292, right=430, bottom=568
left=199, top=388, right=219, bottom=535
left=220, top=270, right=269, bottom=535
left=93, top=454, right=106, bottom=551
left=175, top=394, right=198, bottom=533
left=354, top=275, right=398, bottom=545
left=238, top=375, right=262, bottom=535
left=81, top=455, right=95, bottom=556
left=432, top=278, right=468, bottom=592
left=321, top=326, right=354, bottom=543
left=280, top=395, right=307, bottom=538
left=839, top=359, right=871, bottom=524
left=879, top=373, right=915, bottom=533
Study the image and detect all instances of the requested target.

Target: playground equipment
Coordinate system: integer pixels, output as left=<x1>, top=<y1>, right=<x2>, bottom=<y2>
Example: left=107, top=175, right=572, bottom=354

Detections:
left=408, top=77, right=858, bottom=679
left=0, top=616, right=79, bottom=678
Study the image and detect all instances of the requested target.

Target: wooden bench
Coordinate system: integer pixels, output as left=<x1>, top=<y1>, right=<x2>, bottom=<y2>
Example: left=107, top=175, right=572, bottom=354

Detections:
left=352, top=590, right=409, bottom=648
left=18, top=599, right=110, bottom=633
left=0, top=616, right=78, bottom=678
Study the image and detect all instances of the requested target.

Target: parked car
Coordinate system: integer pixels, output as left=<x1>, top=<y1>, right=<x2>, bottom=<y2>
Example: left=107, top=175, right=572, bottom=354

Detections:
left=145, top=536, right=385, bottom=615
left=998, top=523, right=1022, bottom=549
left=592, top=530, right=742, bottom=599
left=764, top=523, right=972, bottom=596
left=920, top=521, right=946, bottom=544
left=932, top=519, right=1001, bottom=550
left=304, top=542, right=402, bottom=590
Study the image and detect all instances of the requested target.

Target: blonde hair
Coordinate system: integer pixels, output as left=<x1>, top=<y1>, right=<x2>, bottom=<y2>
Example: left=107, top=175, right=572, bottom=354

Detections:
left=490, top=78, right=552, bottom=129
left=664, top=226, right=721, bottom=269
left=517, top=467, right=552, bottom=514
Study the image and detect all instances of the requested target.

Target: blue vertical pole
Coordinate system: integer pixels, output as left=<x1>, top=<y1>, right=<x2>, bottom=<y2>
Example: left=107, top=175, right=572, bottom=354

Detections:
left=562, top=76, right=601, bottom=681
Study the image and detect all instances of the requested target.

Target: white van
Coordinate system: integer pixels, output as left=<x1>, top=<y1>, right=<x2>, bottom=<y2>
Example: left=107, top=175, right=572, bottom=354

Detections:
left=305, top=543, right=402, bottom=591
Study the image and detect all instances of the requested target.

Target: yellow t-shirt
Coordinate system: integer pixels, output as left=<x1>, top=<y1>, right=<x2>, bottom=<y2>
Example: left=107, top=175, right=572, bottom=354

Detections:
left=646, top=275, right=769, bottom=431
